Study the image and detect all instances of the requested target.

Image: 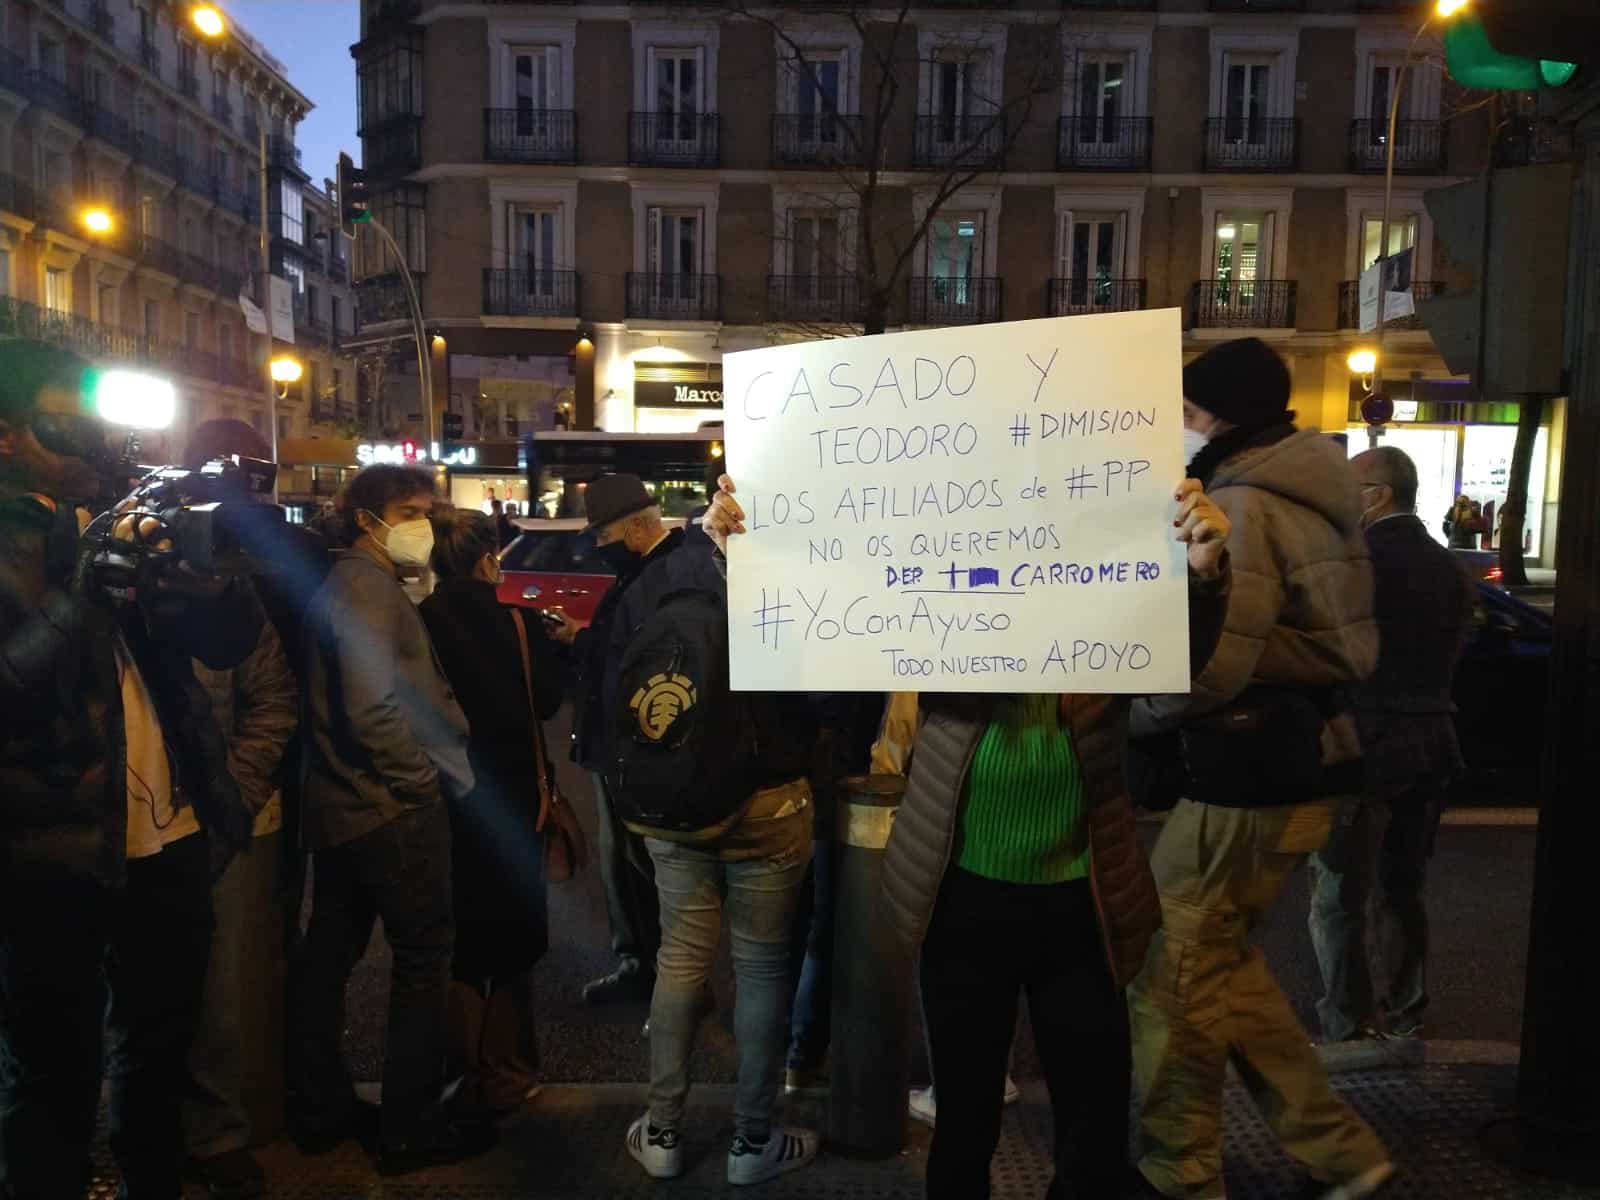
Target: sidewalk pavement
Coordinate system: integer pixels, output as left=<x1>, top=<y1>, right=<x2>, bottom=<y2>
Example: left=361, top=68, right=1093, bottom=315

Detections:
left=97, top=1041, right=1600, bottom=1199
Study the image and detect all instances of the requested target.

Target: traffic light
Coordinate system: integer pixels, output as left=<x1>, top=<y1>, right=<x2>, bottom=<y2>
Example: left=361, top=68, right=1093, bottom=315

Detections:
left=441, top=410, right=464, bottom=441
left=1444, top=13, right=1577, bottom=91
left=337, top=152, right=370, bottom=237
left=1416, top=164, right=1573, bottom=399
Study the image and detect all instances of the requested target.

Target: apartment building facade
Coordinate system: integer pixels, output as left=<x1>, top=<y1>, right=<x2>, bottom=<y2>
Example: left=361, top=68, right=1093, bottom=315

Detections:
left=0, top=0, right=355, bottom=465
left=353, top=0, right=1563, bottom=554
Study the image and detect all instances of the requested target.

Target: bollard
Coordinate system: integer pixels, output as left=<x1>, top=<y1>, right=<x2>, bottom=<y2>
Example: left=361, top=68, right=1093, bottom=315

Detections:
left=826, top=774, right=913, bottom=1158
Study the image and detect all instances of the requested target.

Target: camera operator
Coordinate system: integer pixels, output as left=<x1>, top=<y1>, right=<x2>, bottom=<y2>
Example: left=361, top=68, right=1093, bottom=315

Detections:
left=0, top=341, right=254, bottom=1200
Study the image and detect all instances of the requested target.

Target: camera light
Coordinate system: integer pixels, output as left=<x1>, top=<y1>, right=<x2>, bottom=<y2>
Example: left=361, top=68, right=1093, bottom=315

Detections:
left=95, top=370, right=177, bottom=430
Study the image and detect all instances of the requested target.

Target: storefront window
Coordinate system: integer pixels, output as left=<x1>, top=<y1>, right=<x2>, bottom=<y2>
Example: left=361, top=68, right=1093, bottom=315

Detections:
left=1346, top=425, right=1459, bottom=547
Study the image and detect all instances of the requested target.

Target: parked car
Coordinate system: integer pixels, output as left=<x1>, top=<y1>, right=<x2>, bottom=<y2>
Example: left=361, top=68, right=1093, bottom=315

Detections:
left=496, top=516, right=687, bottom=626
left=1452, top=579, right=1553, bottom=799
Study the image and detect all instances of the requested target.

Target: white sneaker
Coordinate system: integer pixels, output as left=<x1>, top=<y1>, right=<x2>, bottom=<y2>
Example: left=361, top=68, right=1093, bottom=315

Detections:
left=625, top=1114, right=683, bottom=1179
left=726, top=1126, right=818, bottom=1185
left=908, top=1076, right=1020, bottom=1128
left=1314, top=1162, right=1396, bottom=1199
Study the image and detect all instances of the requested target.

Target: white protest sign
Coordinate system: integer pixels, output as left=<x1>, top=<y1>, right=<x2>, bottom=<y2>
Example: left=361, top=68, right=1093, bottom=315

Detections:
left=723, top=309, right=1190, bottom=694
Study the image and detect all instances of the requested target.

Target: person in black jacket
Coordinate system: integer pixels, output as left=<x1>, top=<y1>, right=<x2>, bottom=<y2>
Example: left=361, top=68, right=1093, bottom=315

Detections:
left=420, top=509, right=564, bottom=1116
left=1308, top=446, right=1475, bottom=1042
left=0, top=341, right=253, bottom=1200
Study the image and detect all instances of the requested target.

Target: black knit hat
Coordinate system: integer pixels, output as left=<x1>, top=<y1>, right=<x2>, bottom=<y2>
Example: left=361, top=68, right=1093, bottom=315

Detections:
left=1182, top=337, right=1293, bottom=428
left=583, top=473, right=653, bottom=531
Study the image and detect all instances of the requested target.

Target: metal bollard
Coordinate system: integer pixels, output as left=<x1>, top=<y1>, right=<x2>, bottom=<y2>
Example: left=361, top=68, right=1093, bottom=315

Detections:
left=826, top=774, right=913, bottom=1158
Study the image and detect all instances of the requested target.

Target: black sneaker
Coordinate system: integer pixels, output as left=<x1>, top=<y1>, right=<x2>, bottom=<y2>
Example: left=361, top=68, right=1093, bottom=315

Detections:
left=377, top=1119, right=498, bottom=1177
left=186, top=1148, right=266, bottom=1199
left=582, top=960, right=655, bottom=1005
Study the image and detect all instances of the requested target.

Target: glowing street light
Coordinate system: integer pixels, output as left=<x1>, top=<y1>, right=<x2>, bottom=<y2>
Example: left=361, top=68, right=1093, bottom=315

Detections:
left=1435, top=0, right=1469, bottom=17
left=81, top=207, right=114, bottom=236
left=270, top=356, right=304, bottom=384
left=1347, top=349, right=1378, bottom=377
left=191, top=5, right=226, bottom=39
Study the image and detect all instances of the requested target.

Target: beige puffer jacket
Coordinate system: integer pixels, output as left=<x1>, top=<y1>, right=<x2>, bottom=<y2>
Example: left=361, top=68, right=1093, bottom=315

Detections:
left=1131, top=428, right=1376, bottom=739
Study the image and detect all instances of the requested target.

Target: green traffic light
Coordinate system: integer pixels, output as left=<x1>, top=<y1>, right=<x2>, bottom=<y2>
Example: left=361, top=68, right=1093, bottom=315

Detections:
left=1445, top=14, right=1577, bottom=90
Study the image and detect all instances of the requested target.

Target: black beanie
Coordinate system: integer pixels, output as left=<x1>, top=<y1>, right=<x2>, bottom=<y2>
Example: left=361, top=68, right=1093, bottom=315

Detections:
left=1181, top=337, right=1293, bottom=428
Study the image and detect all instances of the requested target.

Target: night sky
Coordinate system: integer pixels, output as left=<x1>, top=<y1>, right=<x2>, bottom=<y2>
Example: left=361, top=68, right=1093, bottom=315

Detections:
left=227, top=0, right=360, bottom=190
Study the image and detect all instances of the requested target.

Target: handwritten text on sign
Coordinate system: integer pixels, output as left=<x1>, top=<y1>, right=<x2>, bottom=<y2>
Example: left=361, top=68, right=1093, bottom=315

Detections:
left=723, top=310, right=1189, bottom=693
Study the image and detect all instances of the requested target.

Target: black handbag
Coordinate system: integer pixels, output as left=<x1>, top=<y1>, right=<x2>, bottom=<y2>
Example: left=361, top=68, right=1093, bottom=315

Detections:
left=1180, top=685, right=1328, bottom=807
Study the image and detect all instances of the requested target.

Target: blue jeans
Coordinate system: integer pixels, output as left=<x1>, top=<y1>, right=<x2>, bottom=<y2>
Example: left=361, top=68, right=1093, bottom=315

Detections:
left=644, top=791, right=811, bottom=1139
left=786, top=835, right=837, bottom=1072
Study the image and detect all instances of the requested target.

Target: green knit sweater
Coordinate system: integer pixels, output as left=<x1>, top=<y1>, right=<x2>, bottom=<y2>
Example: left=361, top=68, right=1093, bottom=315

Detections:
left=954, top=710, right=1089, bottom=885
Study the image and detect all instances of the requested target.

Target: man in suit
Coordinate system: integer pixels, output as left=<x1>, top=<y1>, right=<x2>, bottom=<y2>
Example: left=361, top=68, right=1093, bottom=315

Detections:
left=1308, top=446, right=1475, bottom=1043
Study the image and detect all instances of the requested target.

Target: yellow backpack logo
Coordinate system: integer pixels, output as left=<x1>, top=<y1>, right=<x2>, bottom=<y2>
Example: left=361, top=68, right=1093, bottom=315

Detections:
left=629, top=672, right=698, bottom=742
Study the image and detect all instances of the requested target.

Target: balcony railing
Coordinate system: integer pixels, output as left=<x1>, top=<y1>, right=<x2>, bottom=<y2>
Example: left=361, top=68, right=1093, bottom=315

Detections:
left=0, top=47, right=25, bottom=94
left=768, top=275, right=863, bottom=325
left=0, top=295, right=249, bottom=389
left=82, top=103, right=137, bottom=157
left=908, top=276, right=1003, bottom=326
left=484, top=108, right=576, bottom=163
left=137, top=234, right=185, bottom=278
left=362, top=114, right=422, bottom=176
left=1348, top=119, right=1445, bottom=173
left=268, top=137, right=305, bottom=174
left=772, top=113, right=864, bottom=167
left=484, top=268, right=580, bottom=317
left=629, top=113, right=720, bottom=167
left=134, top=132, right=182, bottom=179
left=178, top=158, right=215, bottom=199
left=178, top=68, right=199, bottom=99
left=183, top=254, right=218, bottom=293
left=626, top=273, right=720, bottom=322
left=90, top=2, right=114, bottom=39
left=212, top=95, right=233, bottom=128
left=140, top=38, right=161, bottom=75
left=213, top=178, right=253, bottom=220
left=1048, top=277, right=1147, bottom=318
left=0, top=171, right=36, bottom=220
left=356, top=272, right=420, bottom=328
left=913, top=114, right=1005, bottom=170
left=1494, top=117, right=1576, bottom=167
left=1337, top=279, right=1446, bottom=331
left=329, top=252, right=350, bottom=282
left=293, top=293, right=329, bottom=333
left=1203, top=117, right=1300, bottom=171
left=1187, top=279, right=1297, bottom=328
left=217, top=267, right=243, bottom=300
left=27, top=70, right=81, bottom=123
left=1057, top=116, right=1151, bottom=170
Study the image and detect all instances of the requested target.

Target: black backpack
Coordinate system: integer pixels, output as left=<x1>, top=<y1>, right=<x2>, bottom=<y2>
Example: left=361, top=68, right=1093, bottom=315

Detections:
left=608, top=587, right=762, bottom=834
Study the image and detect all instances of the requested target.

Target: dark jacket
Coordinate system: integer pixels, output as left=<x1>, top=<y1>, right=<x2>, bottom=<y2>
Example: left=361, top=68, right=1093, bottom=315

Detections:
left=570, top=550, right=645, bottom=772
left=1357, top=513, right=1474, bottom=793
left=301, top=546, right=473, bottom=850
left=1, top=497, right=251, bottom=889
left=881, top=566, right=1232, bottom=989
left=420, top=577, right=563, bottom=978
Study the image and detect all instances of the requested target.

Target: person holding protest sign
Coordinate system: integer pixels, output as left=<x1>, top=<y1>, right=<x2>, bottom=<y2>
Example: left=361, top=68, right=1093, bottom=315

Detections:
left=1126, top=337, right=1394, bottom=1200
left=705, top=470, right=1235, bottom=1200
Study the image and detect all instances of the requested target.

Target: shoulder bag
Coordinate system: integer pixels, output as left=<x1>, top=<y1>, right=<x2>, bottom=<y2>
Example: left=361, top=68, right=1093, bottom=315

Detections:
left=511, top=608, right=589, bottom=883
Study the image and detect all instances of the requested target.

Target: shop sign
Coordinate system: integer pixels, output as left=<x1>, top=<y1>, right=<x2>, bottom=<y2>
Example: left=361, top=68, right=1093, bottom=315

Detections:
left=356, top=441, right=480, bottom=467
left=635, top=377, right=724, bottom=409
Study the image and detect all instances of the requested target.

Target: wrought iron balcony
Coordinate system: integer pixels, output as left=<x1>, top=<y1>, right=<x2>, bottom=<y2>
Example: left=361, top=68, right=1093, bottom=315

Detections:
left=212, top=178, right=252, bottom=220
left=768, top=275, right=863, bottom=324
left=1187, top=279, right=1297, bottom=329
left=1337, top=279, right=1447, bottom=331
left=178, top=68, right=199, bottom=99
left=268, top=137, right=306, bottom=176
left=183, top=254, right=218, bottom=293
left=0, top=47, right=25, bottom=94
left=1057, top=117, right=1151, bottom=171
left=1348, top=120, right=1445, bottom=174
left=1048, top=278, right=1147, bottom=318
left=913, top=114, right=1005, bottom=170
left=27, top=70, right=81, bottom=124
left=213, top=95, right=233, bottom=128
left=0, top=171, right=37, bottom=220
left=137, top=234, right=185, bottom=279
left=217, top=267, right=243, bottom=300
left=908, top=276, right=1003, bottom=326
left=178, top=159, right=216, bottom=199
left=484, top=268, right=580, bottom=317
left=629, top=113, right=720, bottom=168
left=140, top=38, right=160, bottom=75
left=626, top=273, right=720, bottom=322
left=293, top=292, right=328, bottom=333
left=484, top=109, right=576, bottom=164
left=90, top=2, right=114, bottom=39
left=83, top=104, right=137, bottom=157
left=1203, top=118, right=1300, bottom=171
left=362, top=114, right=422, bottom=176
left=134, top=132, right=182, bottom=180
left=356, top=272, right=420, bottom=328
left=772, top=114, right=864, bottom=168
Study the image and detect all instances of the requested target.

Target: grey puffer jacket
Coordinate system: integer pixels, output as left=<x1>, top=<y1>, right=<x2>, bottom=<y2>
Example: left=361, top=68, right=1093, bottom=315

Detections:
left=1131, top=429, right=1376, bottom=737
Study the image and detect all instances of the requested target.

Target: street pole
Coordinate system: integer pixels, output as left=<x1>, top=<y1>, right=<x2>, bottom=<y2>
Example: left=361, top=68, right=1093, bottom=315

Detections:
left=257, top=122, right=279, bottom=494
left=367, top=216, right=433, bottom=452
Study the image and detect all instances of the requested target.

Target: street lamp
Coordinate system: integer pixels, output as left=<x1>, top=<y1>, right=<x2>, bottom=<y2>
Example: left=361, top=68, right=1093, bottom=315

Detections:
left=1366, top=0, right=1474, bottom=447
left=270, top=355, right=304, bottom=400
left=189, top=5, right=280, bottom=481
left=1347, top=348, right=1377, bottom=382
left=80, top=207, right=114, bottom=236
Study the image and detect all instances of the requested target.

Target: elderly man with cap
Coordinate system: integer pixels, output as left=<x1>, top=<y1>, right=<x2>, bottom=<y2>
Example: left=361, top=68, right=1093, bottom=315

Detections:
left=1126, top=338, right=1395, bottom=1200
left=548, top=475, right=681, bottom=1007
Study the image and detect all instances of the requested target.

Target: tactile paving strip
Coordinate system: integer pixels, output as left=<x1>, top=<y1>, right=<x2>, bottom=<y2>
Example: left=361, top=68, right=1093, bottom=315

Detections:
left=81, top=1063, right=1600, bottom=1198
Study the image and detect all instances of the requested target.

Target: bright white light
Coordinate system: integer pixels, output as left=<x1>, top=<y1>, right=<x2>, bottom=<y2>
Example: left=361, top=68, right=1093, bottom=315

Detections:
left=1217, top=225, right=1237, bottom=240
left=96, top=370, right=176, bottom=430
left=270, top=357, right=304, bottom=384
left=1347, top=349, right=1378, bottom=376
left=191, top=5, right=226, bottom=38
left=1435, top=0, right=1469, bottom=18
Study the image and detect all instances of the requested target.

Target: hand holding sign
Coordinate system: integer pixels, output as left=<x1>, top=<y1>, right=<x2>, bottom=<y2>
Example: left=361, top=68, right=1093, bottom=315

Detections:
left=1174, top=479, right=1230, bottom=580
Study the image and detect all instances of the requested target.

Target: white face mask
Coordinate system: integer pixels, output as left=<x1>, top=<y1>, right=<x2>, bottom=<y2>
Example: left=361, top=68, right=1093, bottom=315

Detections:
left=371, top=514, right=435, bottom=568
left=1182, top=427, right=1210, bottom=465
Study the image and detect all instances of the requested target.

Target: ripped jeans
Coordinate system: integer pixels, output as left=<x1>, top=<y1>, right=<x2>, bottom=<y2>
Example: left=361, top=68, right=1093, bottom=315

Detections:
left=643, top=781, right=813, bottom=1139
